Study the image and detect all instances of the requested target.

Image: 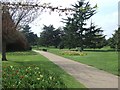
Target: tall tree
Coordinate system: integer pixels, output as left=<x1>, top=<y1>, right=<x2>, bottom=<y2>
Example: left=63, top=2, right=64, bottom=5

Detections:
left=39, top=25, right=62, bottom=48
left=22, top=25, right=38, bottom=46
left=2, top=8, right=30, bottom=60
left=62, top=18, right=78, bottom=49
left=84, top=22, right=106, bottom=49
left=108, top=28, right=120, bottom=51
left=52, top=28, right=63, bottom=48
left=1, top=1, right=41, bottom=61
left=39, top=25, right=55, bottom=47
left=62, top=0, right=97, bottom=51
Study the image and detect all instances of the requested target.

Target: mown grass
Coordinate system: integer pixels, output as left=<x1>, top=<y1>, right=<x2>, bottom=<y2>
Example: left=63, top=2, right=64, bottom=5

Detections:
left=2, top=51, right=86, bottom=89
left=0, top=57, right=1, bottom=90
left=37, top=48, right=118, bottom=76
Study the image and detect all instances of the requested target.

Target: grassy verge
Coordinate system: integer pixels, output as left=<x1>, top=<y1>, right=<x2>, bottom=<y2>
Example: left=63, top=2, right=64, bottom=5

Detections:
left=0, top=57, right=1, bottom=90
left=38, top=48, right=118, bottom=76
left=2, top=51, right=86, bottom=89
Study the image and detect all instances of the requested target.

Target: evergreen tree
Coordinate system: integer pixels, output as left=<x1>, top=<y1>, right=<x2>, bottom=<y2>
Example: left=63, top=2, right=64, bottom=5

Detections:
left=108, top=28, right=120, bottom=51
left=22, top=25, right=38, bottom=46
left=62, top=0, right=97, bottom=51
left=39, top=25, right=62, bottom=47
left=84, top=22, right=106, bottom=49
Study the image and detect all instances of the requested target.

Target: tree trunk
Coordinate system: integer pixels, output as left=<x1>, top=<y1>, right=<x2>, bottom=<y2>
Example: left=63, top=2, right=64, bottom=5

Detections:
left=2, top=41, right=7, bottom=61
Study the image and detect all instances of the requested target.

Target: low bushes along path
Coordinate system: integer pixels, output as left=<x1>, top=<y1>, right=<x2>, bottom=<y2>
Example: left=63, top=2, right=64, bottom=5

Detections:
left=33, top=50, right=118, bottom=89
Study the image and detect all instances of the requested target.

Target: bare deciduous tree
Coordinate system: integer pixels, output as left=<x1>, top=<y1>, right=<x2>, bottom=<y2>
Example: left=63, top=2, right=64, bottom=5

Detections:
left=2, top=0, right=43, bottom=61
left=1, top=0, right=74, bottom=61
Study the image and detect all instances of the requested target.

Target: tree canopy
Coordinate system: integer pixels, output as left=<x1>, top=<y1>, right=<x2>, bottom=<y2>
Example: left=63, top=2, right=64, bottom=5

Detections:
left=39, top=25, right=63, bottom=48
left=22, top=25, right=38, bottom=46
left=62, top=0, right=105, bottom=51
left=107, top=28, right=120, bottom=51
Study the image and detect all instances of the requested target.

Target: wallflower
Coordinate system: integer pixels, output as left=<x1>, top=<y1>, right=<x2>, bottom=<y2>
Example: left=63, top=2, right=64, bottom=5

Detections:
left=16, top=70, right=19, bottom=73
left=40, top=75, right=43, bottom=78
left=25, top=75, right=28, bottom=77
left=28, top=67, right=31, bottom=70
left=28, top=67, right=31, bottom=69
left=35, top=67, right=39, bottom=70
left=49, top=76, right=52, bottom=80
left=20, top=76, right=24, bottom=79
left=38, top=72, right=41, bottom=74
left=37, top=78, right=40, bottom=80
left=10, top=66, right=13, bottom=69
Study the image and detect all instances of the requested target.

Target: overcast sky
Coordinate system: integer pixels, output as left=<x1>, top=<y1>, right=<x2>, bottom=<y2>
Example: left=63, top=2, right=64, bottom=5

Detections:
left=29, top=0, right=119, bottom=39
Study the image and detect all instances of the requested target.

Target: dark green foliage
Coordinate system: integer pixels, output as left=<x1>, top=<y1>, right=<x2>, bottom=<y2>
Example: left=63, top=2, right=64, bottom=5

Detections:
left=6, top=43, right=31, bottom=52
left=42, top=49, right=47, bottom=52
left=62, top=0, right=105, bottom=50
left=22, top=25, right=38, bottom=46
left=84, top=22, right=106, bottom=49
left=58, top=42, right=65, bottom=49
left=39, top=25, right=63, bottom=48
left=107, top=38, right=115, bottom=48
left=107, top=27, right=120, bottom=51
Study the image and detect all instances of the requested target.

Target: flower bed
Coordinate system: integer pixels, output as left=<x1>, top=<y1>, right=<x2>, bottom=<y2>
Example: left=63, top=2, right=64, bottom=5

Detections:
left=2, top=65, right=66, bottom=88
left=61, top=51, right=87, bottom=56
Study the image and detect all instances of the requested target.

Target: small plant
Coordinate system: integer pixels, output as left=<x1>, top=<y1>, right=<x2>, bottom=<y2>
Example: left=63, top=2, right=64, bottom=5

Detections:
left=42, top=49, right=47, bottom=52
left=61, top=51, right=87, bottom=56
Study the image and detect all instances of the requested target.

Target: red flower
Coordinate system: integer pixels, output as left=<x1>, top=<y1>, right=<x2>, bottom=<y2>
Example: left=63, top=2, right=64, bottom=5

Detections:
left=16, top=70, right=19, bottom=73
left=20, top=76, right=24, bottom=79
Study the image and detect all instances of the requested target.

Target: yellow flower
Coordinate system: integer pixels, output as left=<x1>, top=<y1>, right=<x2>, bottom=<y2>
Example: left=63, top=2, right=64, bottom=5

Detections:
left=40, top=75, right=43, bottom=78
left=37, top=78, right=41, bottom=80
left=28, top=67, right=31, bottom=69
left=38, top=72, right=41, bottom=74
left=49, top=76, right=52, bottom=80
left=10, top=66, right=13, bottom=68
left=35, top=67, right=39, bottom=70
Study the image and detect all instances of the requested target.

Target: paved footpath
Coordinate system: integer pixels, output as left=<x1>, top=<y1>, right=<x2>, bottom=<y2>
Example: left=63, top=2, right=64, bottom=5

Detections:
left=33, top=50, right=118, bottom=89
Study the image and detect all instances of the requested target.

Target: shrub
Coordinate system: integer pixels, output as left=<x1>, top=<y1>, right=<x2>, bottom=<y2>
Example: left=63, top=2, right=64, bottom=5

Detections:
left=42, top=49, right=47, bottom=52
left=58, top=43, right=64, bottom=49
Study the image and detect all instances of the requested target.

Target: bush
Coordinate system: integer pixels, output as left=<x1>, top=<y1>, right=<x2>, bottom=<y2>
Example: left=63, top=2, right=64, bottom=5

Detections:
left=42, top=49, right=47, bottom=52
left=58, top=43, right=64, bottom=49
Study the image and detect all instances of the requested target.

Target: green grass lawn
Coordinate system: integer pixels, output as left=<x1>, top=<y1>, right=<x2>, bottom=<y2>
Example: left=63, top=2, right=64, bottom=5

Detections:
left=2, top=51, right=86, bottom=89
left=37, top=48, right=118, bottom=76
left=0, top=57, right=1, bottom=90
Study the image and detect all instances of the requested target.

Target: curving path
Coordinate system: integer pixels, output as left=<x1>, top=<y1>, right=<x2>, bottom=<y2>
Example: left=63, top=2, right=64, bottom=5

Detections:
left=33, top=50, right=118, bottom=89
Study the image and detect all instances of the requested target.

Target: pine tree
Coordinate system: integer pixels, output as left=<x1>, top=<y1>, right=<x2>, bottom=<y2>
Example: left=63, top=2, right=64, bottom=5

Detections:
left=62, top=0, right=97, bottom=51
left=84, top=22, right=106, bottom=49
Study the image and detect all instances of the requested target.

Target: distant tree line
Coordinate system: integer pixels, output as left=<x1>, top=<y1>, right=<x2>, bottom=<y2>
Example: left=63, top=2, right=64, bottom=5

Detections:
left=21, top=25, right=38, bottom=46
left=19, top=0, right=120, bottom=52
left=107, top=27, right=120, bottom=51
left=38, top=25, right=63, bottom=48
left=38, top=1, right=107, bottom=51
left=23, top=24, right=119, bottom=51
